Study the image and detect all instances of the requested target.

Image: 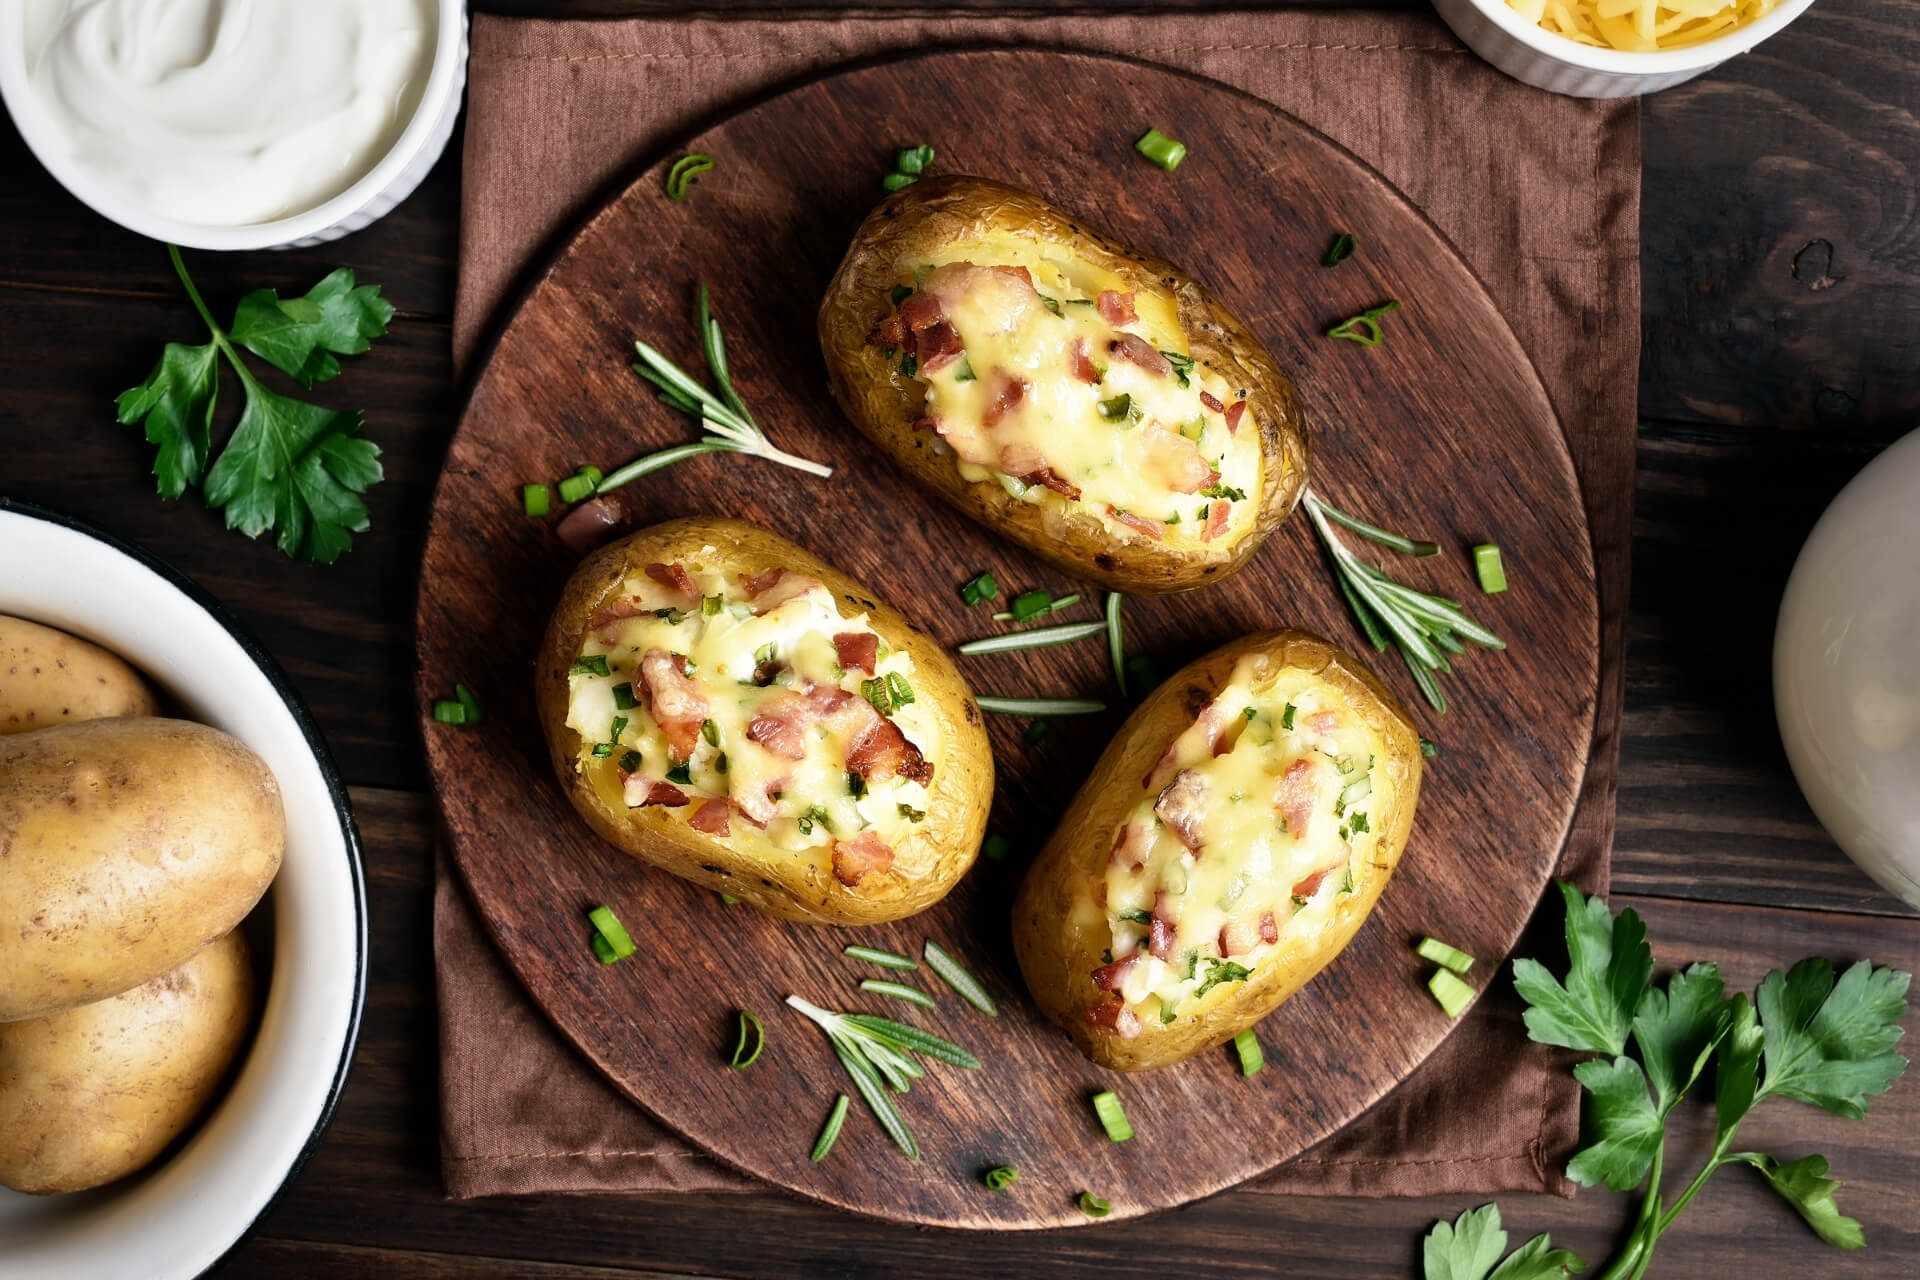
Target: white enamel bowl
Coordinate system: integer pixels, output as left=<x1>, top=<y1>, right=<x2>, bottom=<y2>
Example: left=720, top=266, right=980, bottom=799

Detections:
left=0, top=501, right=366, bottom=1279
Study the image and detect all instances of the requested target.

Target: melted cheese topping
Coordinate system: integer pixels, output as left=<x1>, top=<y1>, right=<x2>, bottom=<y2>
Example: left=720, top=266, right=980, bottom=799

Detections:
left=563, top=549, right=938, bottom=854
left=895, top=245, right=1263, bottom=546
left=1096, top=652, right=1395, bottom=1020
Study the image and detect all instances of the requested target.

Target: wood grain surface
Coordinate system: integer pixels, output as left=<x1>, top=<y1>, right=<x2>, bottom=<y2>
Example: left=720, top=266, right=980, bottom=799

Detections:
left=417, top=49, right=1598, bottom=1228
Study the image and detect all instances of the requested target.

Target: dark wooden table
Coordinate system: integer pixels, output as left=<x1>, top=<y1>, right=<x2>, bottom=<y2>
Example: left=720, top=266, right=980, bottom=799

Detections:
left=3, top=2, right=1917, bottom=1275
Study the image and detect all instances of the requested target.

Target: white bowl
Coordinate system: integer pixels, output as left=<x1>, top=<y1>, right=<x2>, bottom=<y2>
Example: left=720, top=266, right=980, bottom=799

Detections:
left=0, top=0, right=468, bottom=250
left=0, top=502, right=366, bottom=1279
left=1432, top=0, right=1817, bottom=98
left=1775, top=428, right=1920, bottom=910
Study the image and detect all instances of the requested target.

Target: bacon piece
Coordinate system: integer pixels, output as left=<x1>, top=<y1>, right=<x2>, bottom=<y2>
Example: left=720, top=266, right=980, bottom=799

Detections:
left=832, top=830, right=895, bottom=887
left=1306, top=710, right=1339, bottom=734
left=730, top=786, right=779, bottom=829
left=746, top=690, right=811, bottom=761
left=990, top=264, right=1035, bottom=290
left=1153, top=769, right=1209, bottom=852
left=1225, top=401, right=1247, bottom=434
left=1110, top=821, right=1153, bottom=872
left=555, top=495, right=626, bottom=555
left=1199, top=390, right=1226, bottom=415
left=1150, top=891, right=1178, bottom=961
left=983, top=370, right=1030, bottom=426
left=1140, top=425, right=1217, bottom=494
left=1292, top=867, right=1333, bottom=900
left=1107, top=332, right=1172, bottom=377
left=1110, top=508, right=1166, bottom=540
left=1070, top=338, right=1102, bottom=384
left=1085, top=993, right=1143, bottom=1039
left=1219, top=918, right=1261, bottom=957
left=1096, top=290, right=1137, bottom=325
left=1276, top=756, right=1319, bottom=840
left=1202, top=499, right=1232, bottom=542
left=847, top=716, right=933, bottom=784
left=638, top=648, right=709, bottom=763
left=1259, top=911, right=1280, bottom=944
left=688, top=798, right=732, bottom=835
left=587, top=596, right=648, bottom=632
left=621, top=775, right=689, bottom=808
left=1000, top=443, right=1082, bottom=500
left=833, top=632, right=879, bottom=674
left=1091, top=952, right=1140, bottom=992
left=644, top=561, right=700, bottom=608
left=867, top=310, right=910, bottom=351
left=898, top=291, right=944, bottom=331
left=744, top=568, right=822, bottom=614
left=916, top=321, right=963, bottom=372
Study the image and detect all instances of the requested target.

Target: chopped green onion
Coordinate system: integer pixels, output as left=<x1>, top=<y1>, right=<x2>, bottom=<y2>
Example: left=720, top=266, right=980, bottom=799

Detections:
left=860, top=676, right=892, bottom=715
left=665, top=152, right=715, bottom=200
left=557, top=471, right=597, bottom=504
left=897, top=803, right=926, bottom=822
left=960, top=571, right=1000, bottom=606
left=1091, top=1090, right=1133, bottom=1142
left=1322, top=233, right=1357, bottom=268
left=845, top=945, right=918, bottom=971
left=522, top=483, right=550, bottom=517
left=810, top=1094, right=850, bottom=1162
left=957, top=620, right=1105, bottom=656
left=993, top=591, right=1079, bottom=622
left=885, top=672, right=914, bottom=708
left=1417, top=936, right=1476, bottom=975
left=701, top=594, right=723, bottom=616
left=1077, top=1191, right=1112, bottom=1218
left=1420, top=737, right=1439, bottom=758
left=432, top=700, right=467, bottom=725
left=590, top=743, right=614, bottom=758
left=1326, top=300, right=1402, bottom=347
left=701, top=718, right=720, bottom=748
left=719, top=893, right=739, bottom=904
left=667, top=761, right=693, bottom=785
left=571, top=654, right=611, bottom=677
left=612, top=682, right=638, bottom=710
left=983, top=1165, right=1019, bottom=1192
left=882, top=171, right=917, bottom=192
left=1105, top=592, right=1127, bottom=695
left=587, top=905, right=636, bottom=959
left=976, top=695, right=1106, bottom=717
left=895, top=144, right=936, bottom=176
left=890, top=284, right=913, bottom=307
left=924, top=940, right=997, bottom=1016
left=1473, top=543, right=1508, bottom=594
left=1281, top=703, right=1297, bottom=730
left=454, top=684, right=482, bottom=724
left=1162, top=351, right=1195, bottom=387
left=1096, top=393, right=1136, bottom=421
left=1428, top=968, right=1475, bottom=1019
left=861, top=978, right=937, bottom=1009
left=1023, top=719, right=1051, bottom=746
left=1232, top=1028, right=1266, bottom=1076
left=729, top=1010, right=765, bottom=1068
left=982, top=833, right=1011, bottom=862
left=1134, top=127, right=1186, bottom=171
left=589, top=932, right=620, bottom=965
left=618, top=749, right=641, bottom=773
left=1007, top=589, right=1053, bottom=622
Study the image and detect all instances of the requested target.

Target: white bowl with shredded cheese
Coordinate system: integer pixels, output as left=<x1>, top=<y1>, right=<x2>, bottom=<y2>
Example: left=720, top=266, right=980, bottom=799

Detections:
left=1433, top=0, right=1816, bottom=97
left=0, top=0, right=468, bottom=250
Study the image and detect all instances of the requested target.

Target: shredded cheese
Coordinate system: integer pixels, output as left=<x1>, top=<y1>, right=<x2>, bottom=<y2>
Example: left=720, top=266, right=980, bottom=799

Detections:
left=1511, top=0, right=1779, bottom=50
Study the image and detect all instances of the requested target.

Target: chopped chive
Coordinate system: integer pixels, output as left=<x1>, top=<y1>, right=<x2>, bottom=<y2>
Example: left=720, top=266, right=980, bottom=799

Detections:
left=522, top=483, right=550, bottom=517
left=924, top=940, right=997, bottom=1016
left=1008, top=589, right=1053, bottom=622
left=571, top=654, right=611, bottom=677
left=957, top=620, right=1105, bottom=656
left=993, top=590, right=1080, bottom=622
left=1428, top=968, right=1475, bottom=1019
left=1416, top=936, right=1476, bottom=975
left=729, top=1009, right=765, bottom=1069
left=1473, top=544, right=1508, bottom=594
left=587, top=905, right=636, bottom=959
left=590, top=743, right=613, bottom=758
left=432, top=700, right=467, bottom=725
left=1105, top=592, right=1127, bottom=695
left=1281, top=703, right=1297, bottom=731
left=664, top=152, right=715, bottom=200
left=612, top=682, right=638, bottom=710
left=1322, top=233, right=1357, bottom=268
left=1096, top=393, right=1135, bottom=421
left=983, top=1165, right=1019, bottom=1192
left=890, top=284, right=913, bottom=307
left=619, top=749, right=641, bottom=773
left=1091, top=1089, right=1133, bottom=1142
left=861, top=676, right=893, bottom=715
left=810, top=1094, right=850, bottom=1162
left=1231, top=1028, right=1266, bottom=1076
left=952, top=356, right=977, bottom=383
left=982, top=833, right=1011, bottom=862
left=1420, top=737, right=1439, bottom=758
left=701, top=718, right=720, bottom=747
left=1326, top=300, right=1402, bottom=347
left=895, top=144, right=936, bottom=176
left=897, top=803, right=926, bottom=822
left=976, top=695, right=1106, bottom=717
left=589, top=932, right=620, bottom=965
left=557, top=471, right=597, bottom=504
left=1023, top=719, right=1051, bottom=746
left=455, top=684, right=482, bottom=724
left=885, top=672, right=914, bottom=708
left=1078, top=1191, right=1112, bottom=1218
left=610, top=713, right=628, bottom=740
left=882, top=171, right=917, bottom=192
left=667, top=761, right=693, bottom=785
left=861, top=978, right=937, bottom=1009
left=845, top=944, right=918, bottom=971
left=702, top=594, right=723, bottom=616
left=719, top=893, right=739, bottom=904
left=960, top=571, right=1000, bottom=606
left=1134, top=127, right=1186, bottom=171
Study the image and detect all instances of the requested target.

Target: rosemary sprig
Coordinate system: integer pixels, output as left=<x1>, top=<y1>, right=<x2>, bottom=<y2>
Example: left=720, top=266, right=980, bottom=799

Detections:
left=976, top=695, right=1107, bottom=717
left=785, top=996, right=980, bottom=1160
left=1302, top=489, right=1504, bottom=715
left=601, top=284, right=832, bottom=493
left=1105, top=592, right=1128, bottom=695
left=956, top=620, right=1106, bottom=656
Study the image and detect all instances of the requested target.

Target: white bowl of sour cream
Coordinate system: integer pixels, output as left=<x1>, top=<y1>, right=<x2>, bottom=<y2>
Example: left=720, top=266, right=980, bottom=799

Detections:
left=0, top=0, right=467, bottom=250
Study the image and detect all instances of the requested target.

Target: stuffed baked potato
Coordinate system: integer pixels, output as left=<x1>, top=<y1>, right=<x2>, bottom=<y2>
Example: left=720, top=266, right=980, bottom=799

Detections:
left=536, top=517, right=993, bottom=926
left=1012, top=630, right=1422, bottom=1071
left=818, top=176, right=1309, bottom=593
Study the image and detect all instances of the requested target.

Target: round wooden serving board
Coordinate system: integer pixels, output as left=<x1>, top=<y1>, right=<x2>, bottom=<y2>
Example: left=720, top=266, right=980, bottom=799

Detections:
left=418, top=50, right=1598, bottom=1230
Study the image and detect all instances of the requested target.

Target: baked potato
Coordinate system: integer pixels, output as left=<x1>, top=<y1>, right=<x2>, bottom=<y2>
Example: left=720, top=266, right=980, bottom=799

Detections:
left=818, top=175, right=1308, bottom=594
left=1012, top=630, right=1422, bottom=1071
left=0, top=718, right=285, bottom=1022
left=0, top=614, right=160, bottom=734
left=536, top=516, right=993, bottom=925
left=0, top=929, right=256, bottom=1194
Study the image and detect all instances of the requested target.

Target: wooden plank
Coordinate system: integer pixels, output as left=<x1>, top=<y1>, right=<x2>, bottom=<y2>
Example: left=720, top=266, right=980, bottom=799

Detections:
left=215, top=1239, right=687, bottom=1279
left=240, top=786, right=1920, bottom=1277
left=1639, top=0, right=1920, bottom=436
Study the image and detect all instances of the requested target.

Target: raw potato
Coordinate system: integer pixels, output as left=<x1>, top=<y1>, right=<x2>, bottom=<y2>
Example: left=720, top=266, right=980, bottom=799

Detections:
left=1012, top=630, right=1422, bottom=1071
left=0, top=614, right=160, bottom=734
left=0, top=718, right=285, bottom=1022
left=536, top=517, right=994, bottom=926
left=0, top=929, right=256, bottom=1194
left=819, top=175, right=1309, bottom=593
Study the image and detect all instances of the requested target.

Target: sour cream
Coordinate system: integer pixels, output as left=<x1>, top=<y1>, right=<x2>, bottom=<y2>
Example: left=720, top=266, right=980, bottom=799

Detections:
left=23, top=0, right=436, bottom=227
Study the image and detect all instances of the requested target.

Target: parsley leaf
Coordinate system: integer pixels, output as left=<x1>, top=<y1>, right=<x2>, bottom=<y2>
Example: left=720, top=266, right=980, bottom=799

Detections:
left=1731, top=1153, right=1865, bottom=1250
left=1630, top=962, right=1730, bottom=1110
left=1512, top=881, right=1651, bottom=1056
left=1754, top=957, right=1910, bottom=1118
left=1194, top=958, right=1251, bottom=998
left=229, top=268, right=395, bottom=388
left=204, top=385, right=381, bottom=564
left=1714, top=991, right=1764, bottom=1140
left=115, top=341, right=219, bottom=497
left=1566, top=1056, right=1662, bottom=1191
left=1422, top=1204, right=1582, bottom=1280
left=1487, top=1235, right=1586, bottom=1280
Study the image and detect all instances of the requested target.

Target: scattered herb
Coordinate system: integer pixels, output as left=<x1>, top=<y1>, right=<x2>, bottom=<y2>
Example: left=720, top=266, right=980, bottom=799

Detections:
left=1116, top=909, right=1154, bottom=925
left=432, top=699, right=468, bottom=725
left=1195, top=958, right=1252, bottom=998
left=983, top=833, right=1012, bottom=863
left=729, top=1010, right=765, bottom=1069
left=1097, top=393, right=1138, bottom=422
left=845, top=945, right=918, bottom=971
left=898, top=802, right=927, bottom=822
left=785, top=996, right=981, bottom=1159
left=977, top=696, right=1107, bottom=717
left=664, top=152, right=715, bottom=201
left=1421, top=737, right=1440, bottom=758
left=983, top=1165, right=1019, bottom=1192
left=957, top=620, right=1106, bottom=656
left=924, top=940, right=998, bottom=1016
left=882, top=144, right=936, bottom=191
left=1077, top=1191, right=1113, bottom=1218
left=1023, top=719, right=1051, bottom=746
left=861, top=978, right=937, bottom=1009
left=1135, top=127, right=1187, bottom=171
left=570, top=654, right=611, bottom=677
left=587, top=904, right=636, bottom=963
left=1326, top=300, right=1402, bottom=346
left=994, top=590, right=1080, bottom=622
left=718, top=893, right=739, bottom=904
left=1429, top=969, right=1475, bottom=1019
left=1232, top=1028, right=1266, bottom=1076
left=1474, top=543, right=1509, bottom=595
left=1091, top=1089, right=1134, bottom=1142
left=1199, top=483, right=1247, bottom=501
left=557, top=467, right=598, bottom=505
left=1162, top=350, right=1195, bottom=387
left=1322, top=233, right=1357, bottom=268
left=522, top=483, right=550, bottom=517
left=960, top=571, right=1000, bottom=606
left=1418, top=937, right=1476, bottom=975
left=809, top=1094, right=850, bottom=1163
left=618, top=749, right=641, bottom=773
left=1105, top=592, right=1129, bottom=695
left=1422, top=1204, right=1581, bottom=1280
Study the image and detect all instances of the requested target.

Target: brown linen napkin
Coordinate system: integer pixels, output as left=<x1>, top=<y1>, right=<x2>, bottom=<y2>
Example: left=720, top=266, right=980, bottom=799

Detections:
left=437, top=8, right=1638, bottom=1200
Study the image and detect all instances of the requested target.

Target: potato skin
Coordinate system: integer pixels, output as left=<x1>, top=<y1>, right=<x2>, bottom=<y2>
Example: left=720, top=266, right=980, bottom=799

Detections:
left=1012, top=630, right=1422, bottom=1071
left=0, top=719, right=285, bottom=1022
left=0, top=929, right=256, bottom=1194
left=536, top=516, right=993, bottom=926
left=0, top=614, right=160, bottom=735
left=818, top=175, right=1309, bottom=593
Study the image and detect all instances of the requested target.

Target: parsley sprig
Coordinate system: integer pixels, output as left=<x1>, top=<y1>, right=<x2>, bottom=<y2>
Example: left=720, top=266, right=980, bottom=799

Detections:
left=1422, top=883, right=1910, bottom=1280
left=116, top=246, right=391, bottom=563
